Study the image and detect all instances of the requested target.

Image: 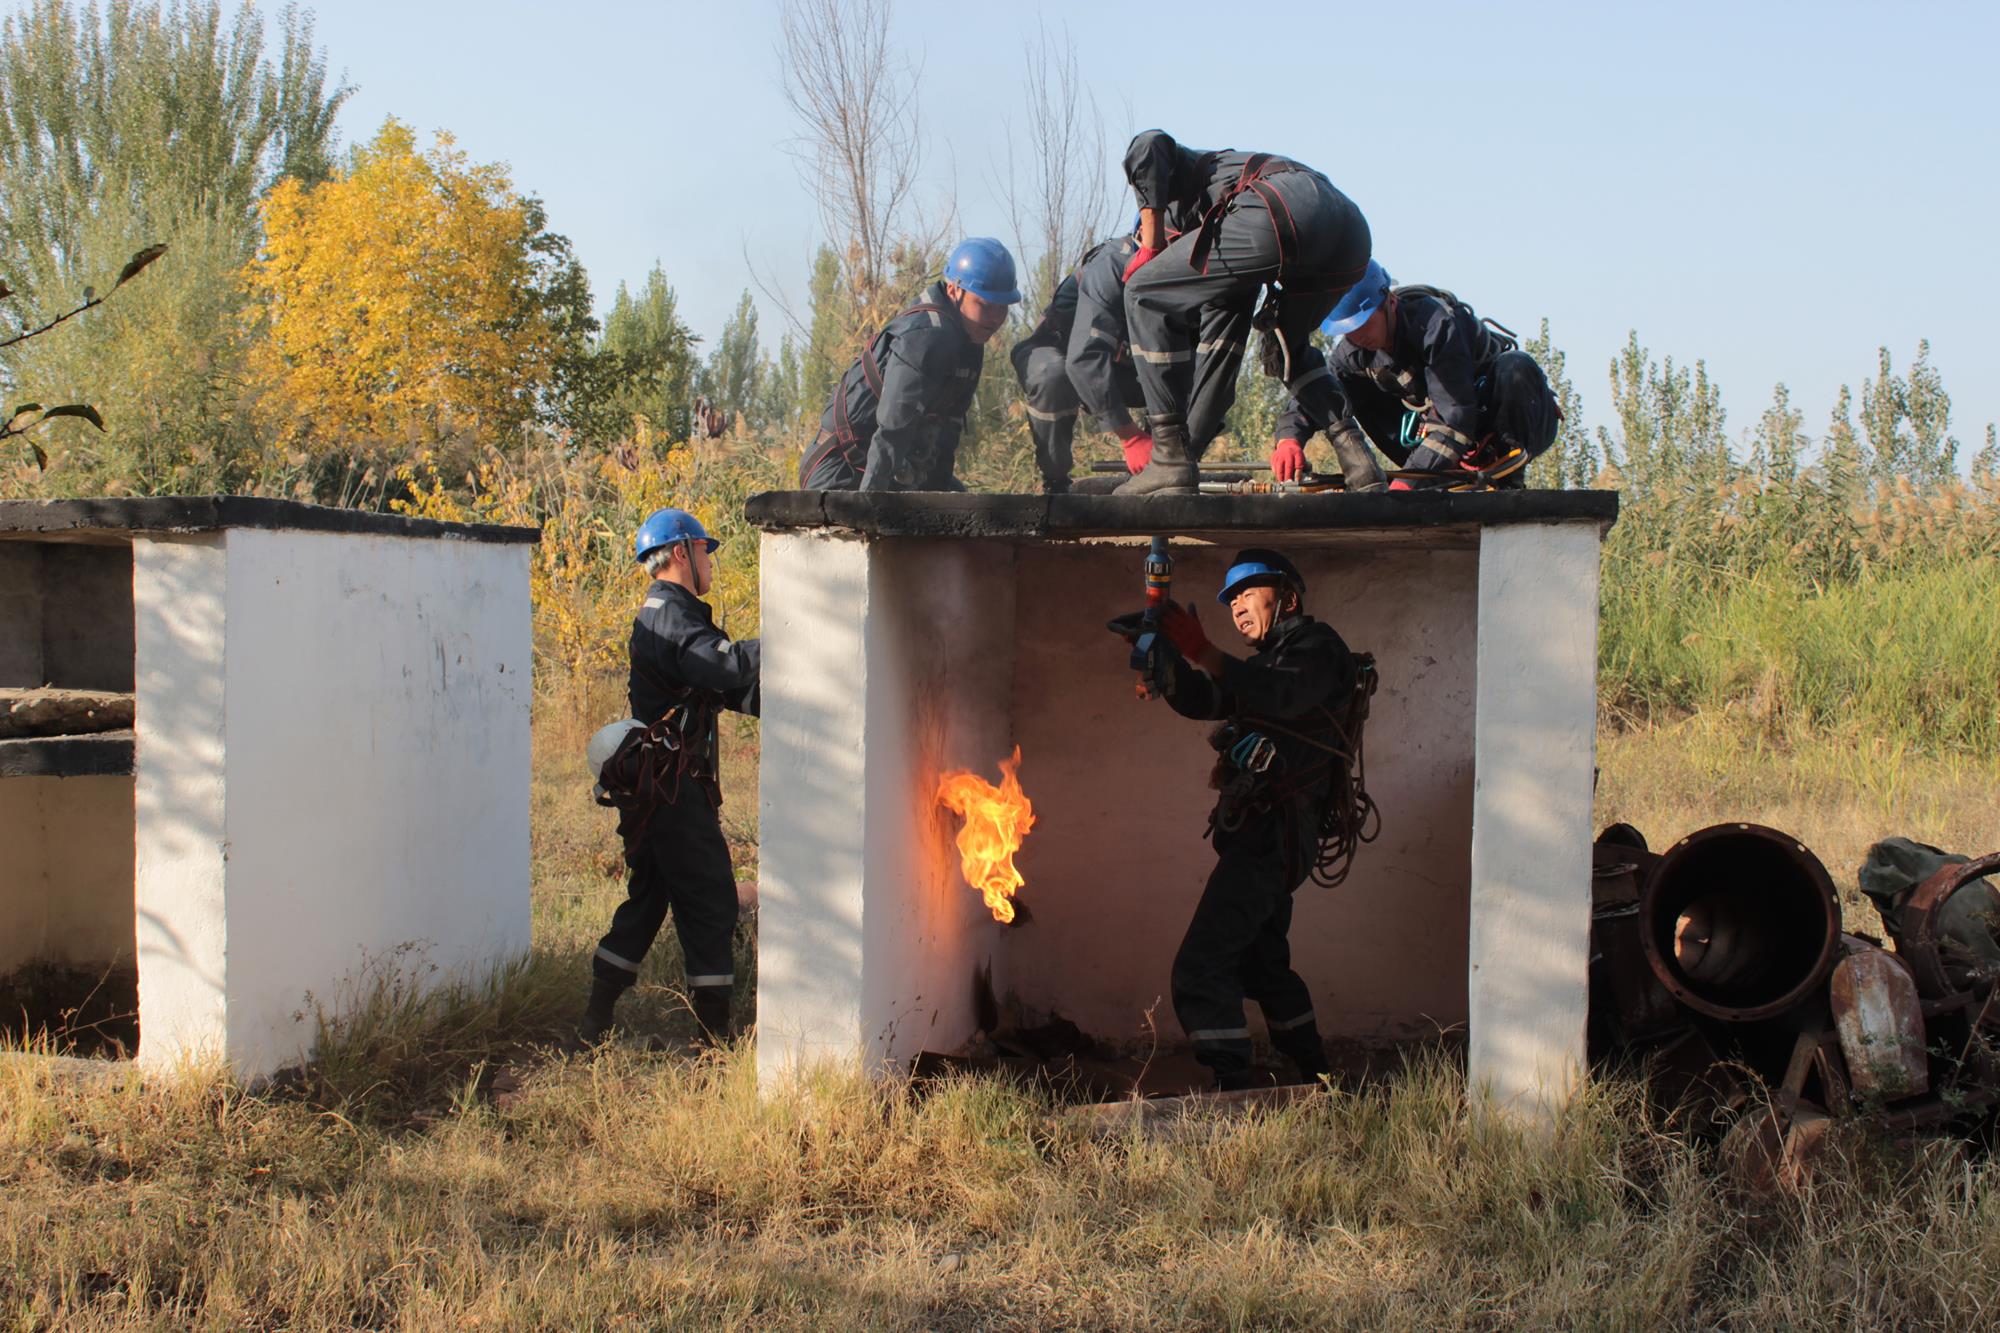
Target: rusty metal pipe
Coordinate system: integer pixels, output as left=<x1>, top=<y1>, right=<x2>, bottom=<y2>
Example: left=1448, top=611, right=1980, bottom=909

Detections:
left=1640, top=823, right=1842, bottom=1023
left=1894, top=851, right=2000, bottom=1000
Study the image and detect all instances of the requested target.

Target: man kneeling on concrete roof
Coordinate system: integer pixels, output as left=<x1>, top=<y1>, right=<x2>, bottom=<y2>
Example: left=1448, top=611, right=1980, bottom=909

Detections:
left=798, top=237, right=1023, bottom=492
left=1269, top=263, right=1562, bottom=491
left=580, top=507, right=759, bottom=1047
left=1132, top=550, right=1358, bottom=1091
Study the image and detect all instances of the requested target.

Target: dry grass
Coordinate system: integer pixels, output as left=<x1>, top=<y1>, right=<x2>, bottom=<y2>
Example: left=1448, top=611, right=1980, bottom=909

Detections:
left=7, top=707, right=2000, bottom=1328
left=1598, top=712, right=2000, bottom=926
left=8, top=1037, right=2000, bottom=1329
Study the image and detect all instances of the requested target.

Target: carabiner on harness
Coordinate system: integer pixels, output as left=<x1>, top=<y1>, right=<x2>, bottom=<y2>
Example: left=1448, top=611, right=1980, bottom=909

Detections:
left=1229, top=731, right=1278, bottom=774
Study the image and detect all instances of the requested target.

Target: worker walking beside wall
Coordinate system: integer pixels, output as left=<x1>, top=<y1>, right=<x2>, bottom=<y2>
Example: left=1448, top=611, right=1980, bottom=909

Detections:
left=580, top=507, right=759, bottom=1046
left=799, top=237, right=1023, bottom=492
left=1118, top=129, right=1372, bottom=497
left=1009, top=230, right=1154, bottom=492
left=1145, top=550, right=1358, bottom=1089
left=1270, top=266, right=1562, bottom=490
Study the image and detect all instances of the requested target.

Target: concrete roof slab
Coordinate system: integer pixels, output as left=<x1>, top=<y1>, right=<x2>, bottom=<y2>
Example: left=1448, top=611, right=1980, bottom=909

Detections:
left=745, top=489, right=1618, bottom=543
left=0, top=497, right=540, bottom=545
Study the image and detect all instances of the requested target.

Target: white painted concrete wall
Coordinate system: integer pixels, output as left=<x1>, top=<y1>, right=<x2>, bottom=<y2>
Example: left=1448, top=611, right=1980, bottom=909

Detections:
left=133, top=534, right=230, bottom=1069
left=1468, top=523, right=1602, bottom=1120
left=757, top=532, right=873, bottom=1082
left=758, top=535, right=1021, bottom=1084
left=132, top=528, right=533, bottom=1076
left=863, top=541, right=1015, bottom=1068
left=0, top=775, right=135, bottom=974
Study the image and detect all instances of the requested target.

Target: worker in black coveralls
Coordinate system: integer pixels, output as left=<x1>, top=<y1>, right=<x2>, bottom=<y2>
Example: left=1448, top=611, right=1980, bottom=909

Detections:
left=580, top=507, right=759, bottom=1045
left=1009, top=231, right=1155, bottom=492
left=1269, top=261, right=1561, bottom=491
left=1117, top=129, right=1372, bottom=496
left=799, top=237, right=1023, bottom=491
left=1147, top=550, right=1356, bottom=1089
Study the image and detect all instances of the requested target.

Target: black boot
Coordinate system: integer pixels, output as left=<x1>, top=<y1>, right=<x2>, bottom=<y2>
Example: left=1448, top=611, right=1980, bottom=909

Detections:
left=1113, top=418, right=1197, bottom=497
left=1325, top=420, right=1386, bottom=493
left=577, top=975, right=625, bottom=1045
left=1271, top=1028, right=1332, bottom=1085
left=1215, top=1068, right=1262, bottom=1093
left=691, top=987, right=733, bottom=1048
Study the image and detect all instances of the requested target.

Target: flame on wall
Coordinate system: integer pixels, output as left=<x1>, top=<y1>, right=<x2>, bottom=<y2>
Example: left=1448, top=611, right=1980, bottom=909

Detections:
left=935, top=746, right=1035, bottom=924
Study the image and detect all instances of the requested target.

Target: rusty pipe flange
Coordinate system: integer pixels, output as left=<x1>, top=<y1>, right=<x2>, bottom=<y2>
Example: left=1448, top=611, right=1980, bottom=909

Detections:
left=1895, top=851, right=2000, bottom=1000
left=1640, top=823, right=1842, bottom=1023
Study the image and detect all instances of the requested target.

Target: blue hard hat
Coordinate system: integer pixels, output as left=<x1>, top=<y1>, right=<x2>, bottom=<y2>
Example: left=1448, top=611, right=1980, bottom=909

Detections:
left=1217, top=547, right=1305, bottom=604
left=944, top=237, right=1022, bottom=304
left=634, top=507, right=718, bottom=563
left=1320, top=260, right=1393, bottom=336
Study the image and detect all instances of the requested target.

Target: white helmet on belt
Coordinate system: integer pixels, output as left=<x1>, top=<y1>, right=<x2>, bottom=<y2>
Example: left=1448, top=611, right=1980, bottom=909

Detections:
left=587, top=718, right=645, bottom=780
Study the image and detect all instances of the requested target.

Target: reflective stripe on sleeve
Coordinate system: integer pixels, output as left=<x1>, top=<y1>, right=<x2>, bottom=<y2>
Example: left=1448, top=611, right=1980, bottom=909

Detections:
left=1130, top=344, right=1193, bottom=365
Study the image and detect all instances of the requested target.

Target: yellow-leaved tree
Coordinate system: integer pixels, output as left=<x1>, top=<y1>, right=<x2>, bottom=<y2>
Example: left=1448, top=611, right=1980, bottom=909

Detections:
left=246, top=119, right=560, bottom=472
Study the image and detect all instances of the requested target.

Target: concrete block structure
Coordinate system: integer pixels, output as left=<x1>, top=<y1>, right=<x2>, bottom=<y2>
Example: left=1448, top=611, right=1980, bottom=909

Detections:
left=749, top=489, right=1616, bottom=1118
left=1, top=498, right=538, bottom=1078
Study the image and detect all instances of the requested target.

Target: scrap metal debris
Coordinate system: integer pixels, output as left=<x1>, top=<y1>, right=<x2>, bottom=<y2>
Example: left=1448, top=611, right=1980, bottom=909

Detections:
left=1591, top=822, right=2000, bottom=1188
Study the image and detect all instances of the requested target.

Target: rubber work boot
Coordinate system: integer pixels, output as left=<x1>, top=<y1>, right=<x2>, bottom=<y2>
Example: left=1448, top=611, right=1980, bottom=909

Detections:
left=577, top=975, right=624, bottom=1045
left=1271, top=1029, right=1332, bottom=1085
left=1326, top=420, right=1386, bottom=493
left=1113, top=417, right=1197, bottom=496
left=691, top=987, right=733, bottom=1048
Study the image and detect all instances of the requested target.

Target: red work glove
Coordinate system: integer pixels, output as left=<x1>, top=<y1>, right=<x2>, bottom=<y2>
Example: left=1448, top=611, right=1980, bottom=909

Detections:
left=1389, top=478, right=1413, bottom=491
left=1159, top=601, right=1212, bottom=660
left=1120, top=432, right=1154, bottom=474
left=1121, top=246, right=1161, bottom=282
left=1270, top=438, right=1306, bottom=482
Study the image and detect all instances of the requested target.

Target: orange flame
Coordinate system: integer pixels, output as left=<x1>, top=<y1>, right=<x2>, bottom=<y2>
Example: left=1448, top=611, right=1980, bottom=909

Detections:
left=935, top=746, right=1035, bottom=924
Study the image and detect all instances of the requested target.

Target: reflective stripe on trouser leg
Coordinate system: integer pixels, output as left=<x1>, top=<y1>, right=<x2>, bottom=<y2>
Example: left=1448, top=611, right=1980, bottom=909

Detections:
left=1029, top=408, right=1077, bottom=486
left=1172, top=828, right=1308, bottom=1078
left=596, top=791, right=740, bottom=989
left=594, top=946, right=642, bottom=975
left=1267, top=1008, right=1317, bottom=1031
left=1124, top=229, right=1236, bottom=424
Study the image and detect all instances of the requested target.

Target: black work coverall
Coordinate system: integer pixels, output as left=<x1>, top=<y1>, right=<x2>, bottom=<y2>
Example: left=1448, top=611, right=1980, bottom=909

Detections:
left=1276, top=291, right=1559, bottom=481
left=800, top=281, right=984, bottom=491
left=1008, top=236, right=1147, bottom=489
left=1122, top=130, right=1371, bottom=449
left=593, top=580, right=760, bottom=1030
left=1158, top=613, right=1357, bottom=1084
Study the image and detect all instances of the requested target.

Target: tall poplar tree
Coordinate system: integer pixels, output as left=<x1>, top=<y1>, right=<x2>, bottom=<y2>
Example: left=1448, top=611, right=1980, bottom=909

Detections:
left=0, top=0, right=348, bottom=493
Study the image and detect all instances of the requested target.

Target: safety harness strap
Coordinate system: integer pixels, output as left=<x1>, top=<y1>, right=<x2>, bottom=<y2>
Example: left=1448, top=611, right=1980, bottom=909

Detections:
left=1188, top=153, right=1313, bottom=275
left=804, top=300, right=955, bottom=481
left=857, top=302, right=950, bottom=402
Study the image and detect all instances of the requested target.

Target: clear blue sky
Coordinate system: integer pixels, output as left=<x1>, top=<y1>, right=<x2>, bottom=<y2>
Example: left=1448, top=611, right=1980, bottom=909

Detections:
left=85, top=1, right=2000, bottom=450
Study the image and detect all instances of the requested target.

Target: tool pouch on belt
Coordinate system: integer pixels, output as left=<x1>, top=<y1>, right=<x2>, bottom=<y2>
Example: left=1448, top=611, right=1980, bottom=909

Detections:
left=1205, top=721, right=1281, bottom=837
left=595, top=690, right=725, bottom=812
